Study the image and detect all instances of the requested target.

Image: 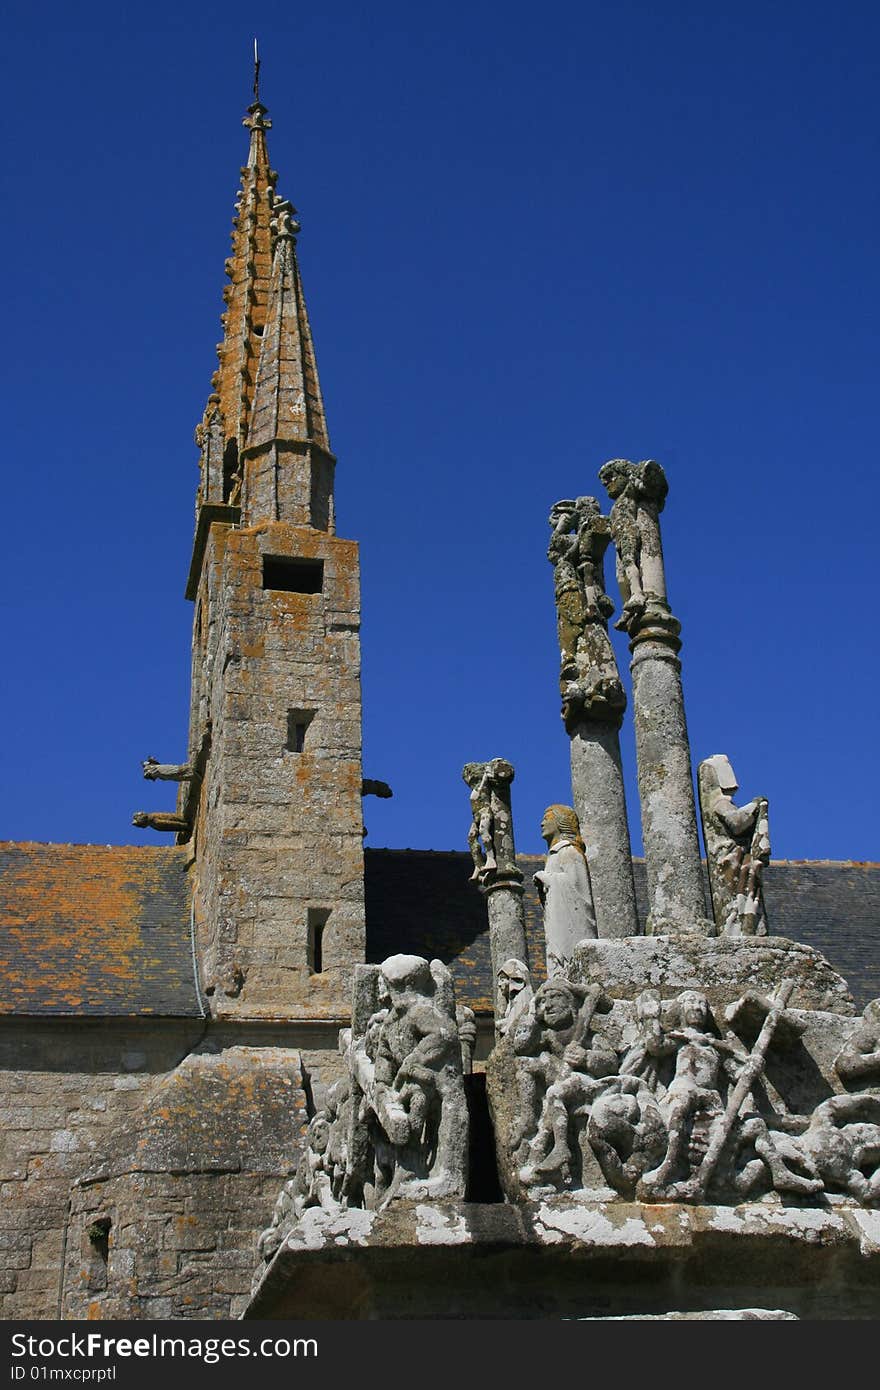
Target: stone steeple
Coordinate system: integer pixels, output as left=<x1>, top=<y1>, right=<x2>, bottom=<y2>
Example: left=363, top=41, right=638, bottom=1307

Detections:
left=179, top=89, right=367, bottom=1022
left=241, top=197, right=335, bottom=530
left=207, top=99, right=277, bottom=504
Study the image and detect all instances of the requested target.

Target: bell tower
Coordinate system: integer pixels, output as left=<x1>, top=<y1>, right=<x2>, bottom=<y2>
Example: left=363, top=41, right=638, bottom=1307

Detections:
left=182, top=87, right=365, bottom=1020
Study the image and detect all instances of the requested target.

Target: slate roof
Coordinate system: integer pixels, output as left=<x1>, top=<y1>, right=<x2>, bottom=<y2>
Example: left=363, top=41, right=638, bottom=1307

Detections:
left=364, top=851, right=880, bottom=1014
left=1, top=842, right=877, bottom=1018
left=0, top=842, right=200, bottom=1017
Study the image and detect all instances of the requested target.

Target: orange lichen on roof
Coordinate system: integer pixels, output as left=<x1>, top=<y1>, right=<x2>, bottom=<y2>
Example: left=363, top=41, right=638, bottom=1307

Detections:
left=0, top=842, right=199, bottom=1016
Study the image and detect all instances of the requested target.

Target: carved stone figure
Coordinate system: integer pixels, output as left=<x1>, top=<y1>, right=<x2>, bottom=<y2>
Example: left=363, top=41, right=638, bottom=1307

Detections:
left=131, top=811, right=190, bottom=834
left=346, top=955, right=469, bottom=1208
left=630, top=981, right=820, bottom=1201
left=462, top=759, right=516, bottom=882
left=496, top=958, right=534, bottom=1039
left=698, top=755, right=770, bottom=936
left=785, top=1094, right=880, bottom=1203
left=835, top=999, right=880, bottom=1091
left=511, top=980, right=616, bottom=1187
left=259, top=955, right=471, bottom=1254
left=598, top=458, right=669, bottom=635
left=142, top=757, right=194, bottom=782
left=534, top=805, right=597, bottom=974
left=635, top=990, right=738, bottom=1200
left=547, top=497, right=625, bottom=729
left=257, top=1112, right=338, bottom=1258
left=487, top=963, right=880, bottom=1209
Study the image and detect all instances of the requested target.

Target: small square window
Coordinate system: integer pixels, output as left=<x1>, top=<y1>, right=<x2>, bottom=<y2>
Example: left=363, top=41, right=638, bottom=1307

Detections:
left=262, top=555, right=324, bottom=594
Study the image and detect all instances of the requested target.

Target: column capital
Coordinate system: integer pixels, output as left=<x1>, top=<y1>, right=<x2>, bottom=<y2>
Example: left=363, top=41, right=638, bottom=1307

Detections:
left=480, top=868, right=525, bottom=898
left=628, top=600, right=682, bottom=666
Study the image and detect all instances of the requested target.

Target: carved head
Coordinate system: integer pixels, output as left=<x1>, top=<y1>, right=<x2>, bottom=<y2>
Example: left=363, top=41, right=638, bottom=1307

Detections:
left=380, top=953, right=434, bottom=1001
left=574, top=495, right=601, bottom=522
left=634, top=989, right=663, bottom=1025
left=676, top=990, right=710, bottom=1029
left=700, top=754, right=738, bottom=795
left=636, top=459, right=669, bottom=506
left=497, top=958, right=531, bottom=1003
left=535, top=979, right=583, bottom=1031
left=548, top=499, right=577, bottom=530
left=540, top=804, right=585, bottom=852
left=598, top=458, right=634, bottom=499
left=307, top=1114, right=330, bottom=1154
left=462, top=762, right=487, bottom=790
left=863, top=999, right=880, bottom=1030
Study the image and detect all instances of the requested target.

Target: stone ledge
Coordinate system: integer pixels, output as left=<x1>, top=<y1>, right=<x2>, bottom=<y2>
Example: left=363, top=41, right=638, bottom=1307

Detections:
left=245, top=1197, right=880, bottom=1320
left=571, top=935, right=855, bottom=1015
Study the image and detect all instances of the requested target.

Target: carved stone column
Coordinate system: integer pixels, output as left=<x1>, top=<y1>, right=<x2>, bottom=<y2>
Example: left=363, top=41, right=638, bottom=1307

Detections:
left=462, top=759, right=529, bottom=1018
left=600, top=460, right=711, bottom=937
left=568, top=719, right=639, bottom=937
left=547, top=498, right=639, bottom=938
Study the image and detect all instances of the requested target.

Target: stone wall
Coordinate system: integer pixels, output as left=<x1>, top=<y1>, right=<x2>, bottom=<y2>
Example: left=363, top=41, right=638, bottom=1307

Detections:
left=0, top=1019, right=201, bottom=1319
left=190, top=520, right=365, bottom=1021
left=0, top=1021, right=343, bottom=1321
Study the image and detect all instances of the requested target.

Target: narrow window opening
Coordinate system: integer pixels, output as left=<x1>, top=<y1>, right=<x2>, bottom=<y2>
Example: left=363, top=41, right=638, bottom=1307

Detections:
left=262, top=555, right=324, bottom=594
left=87, top=1217, right=111, bottom=1263
left=308, top=909, right=330, bottom=975
left=286, top=708, right=316, bottom=753
left=84, top=1216, right=111, bottom=1292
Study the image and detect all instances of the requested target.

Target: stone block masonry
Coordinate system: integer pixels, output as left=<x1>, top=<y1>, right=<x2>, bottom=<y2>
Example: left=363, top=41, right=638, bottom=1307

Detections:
left=190, top=519, right=365, bottom=1021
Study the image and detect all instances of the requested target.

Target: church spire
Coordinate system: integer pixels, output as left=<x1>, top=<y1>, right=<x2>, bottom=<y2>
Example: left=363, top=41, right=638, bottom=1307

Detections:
left=198, top=84, right=278, bottom=506
left=240, top=196, right=333, bottom=525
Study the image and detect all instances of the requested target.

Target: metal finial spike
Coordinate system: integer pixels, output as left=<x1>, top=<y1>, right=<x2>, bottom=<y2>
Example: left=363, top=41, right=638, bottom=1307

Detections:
left=253, top=38, right=261, bottom=103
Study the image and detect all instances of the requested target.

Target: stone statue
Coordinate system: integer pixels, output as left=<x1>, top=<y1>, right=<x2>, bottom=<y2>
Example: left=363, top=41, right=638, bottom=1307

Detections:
left=259, top=955, right=471, bottom=1252
left=131, top=811, right=190, bottom=834
left=635, top=989, right=739, bottom=1200
left=496, top=958, right=534, bottom=1039
left=547, top=497, right=625, bottom=730
left=462, top=759, right=516, bottom=883
left=510, top=979, right=616, bottom=1187
left=698, top=755, right=770, bottom=936
left=835, top=999, right=880, bottom=1091
left=346, top=955, right=469, bottom=1208
left=598, top=458, right=669, bottom=635
left=533, top=805, right=597, bottom=974
left=142, top=757, right=193, bottom=782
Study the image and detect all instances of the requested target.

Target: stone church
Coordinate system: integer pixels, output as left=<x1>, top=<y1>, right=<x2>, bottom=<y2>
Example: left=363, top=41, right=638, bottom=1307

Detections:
left=2, top=90, right=879, bottom=1322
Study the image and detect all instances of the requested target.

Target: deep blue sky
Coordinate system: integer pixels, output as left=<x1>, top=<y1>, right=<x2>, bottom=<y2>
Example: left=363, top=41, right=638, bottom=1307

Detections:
left=2, top=2, right=878, bottom=860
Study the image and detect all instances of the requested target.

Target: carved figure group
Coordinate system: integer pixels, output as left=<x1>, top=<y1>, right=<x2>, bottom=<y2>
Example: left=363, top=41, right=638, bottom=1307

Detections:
left=493, top=971, right=880, bottom=1208
left=698, top=755, right=771, bottom=936
left=259, top=954, right=470, bottom=1258
left=547, top=496, right=625, bottom=728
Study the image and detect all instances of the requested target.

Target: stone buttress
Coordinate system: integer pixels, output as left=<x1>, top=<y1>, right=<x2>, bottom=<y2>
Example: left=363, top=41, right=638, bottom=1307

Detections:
left=183, top=97, right=365, bottom=1022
